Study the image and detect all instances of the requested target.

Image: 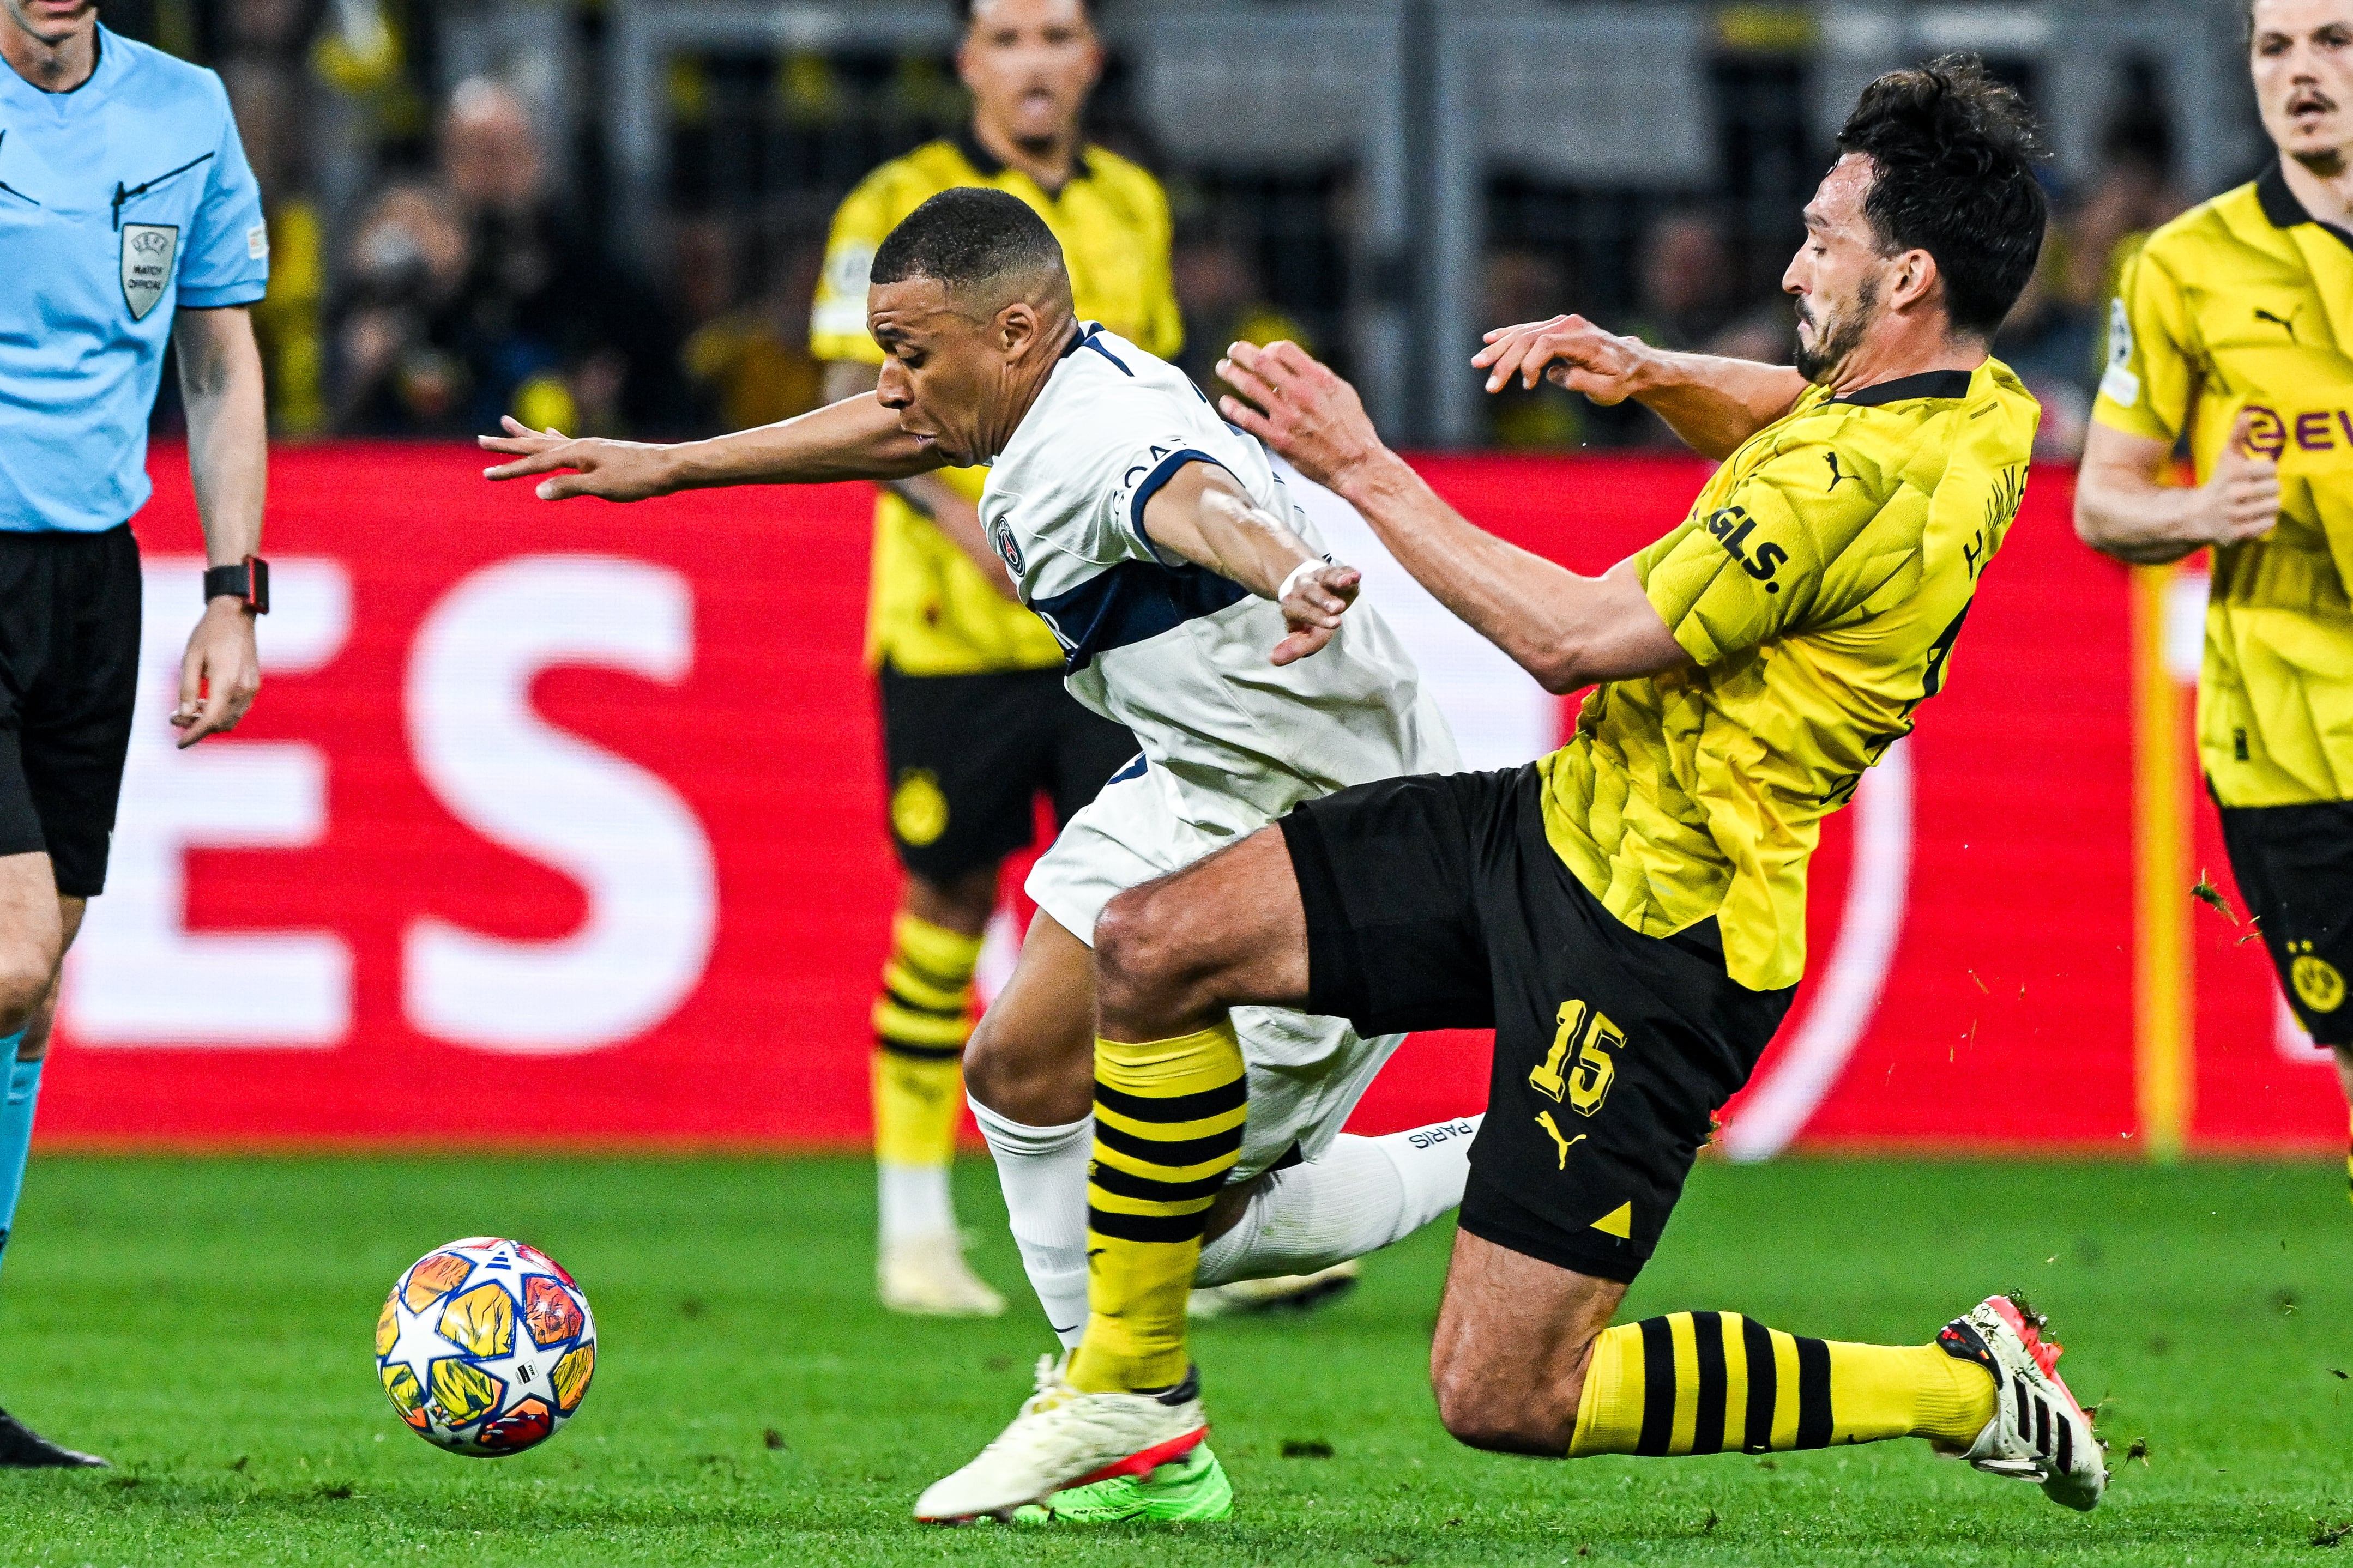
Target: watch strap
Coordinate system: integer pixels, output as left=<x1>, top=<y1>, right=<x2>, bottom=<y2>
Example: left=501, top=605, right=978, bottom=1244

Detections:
left=202, top=556, right=270, bottom=614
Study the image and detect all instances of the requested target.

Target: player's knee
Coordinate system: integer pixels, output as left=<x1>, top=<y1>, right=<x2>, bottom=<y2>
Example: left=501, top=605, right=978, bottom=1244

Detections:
left=962, top=1010, right=1089, bottom=1124
left=1431, top=1345, right=1575, bottom=1457
left=0, top=943, right=55, bottom=1035
left=1091, top=886, right=1192, bottom=1012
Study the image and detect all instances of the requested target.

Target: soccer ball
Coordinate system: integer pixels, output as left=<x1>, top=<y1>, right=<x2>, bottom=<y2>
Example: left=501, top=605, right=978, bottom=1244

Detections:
left=375, top=1236, right=596, bottom=1456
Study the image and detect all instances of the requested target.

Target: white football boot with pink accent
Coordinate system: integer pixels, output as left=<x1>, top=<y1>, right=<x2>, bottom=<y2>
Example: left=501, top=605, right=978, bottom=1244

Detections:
left=1933, top=1293, right=2107, bottom=1511
left=913, top=1355, right=1209, bottom=1524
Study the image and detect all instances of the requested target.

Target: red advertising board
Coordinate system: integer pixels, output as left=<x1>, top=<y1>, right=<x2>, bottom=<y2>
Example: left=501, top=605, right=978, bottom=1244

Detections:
left=37, top=445, right=2339, bottom=1154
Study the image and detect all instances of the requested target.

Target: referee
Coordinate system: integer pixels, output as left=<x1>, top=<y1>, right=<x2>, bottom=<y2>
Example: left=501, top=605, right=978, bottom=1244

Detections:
left=0, top=0, right=270, bottom=1463
left=2076, top=0, right=2353, bottom=1186
left=806, top=0, right=1169, bottom=1317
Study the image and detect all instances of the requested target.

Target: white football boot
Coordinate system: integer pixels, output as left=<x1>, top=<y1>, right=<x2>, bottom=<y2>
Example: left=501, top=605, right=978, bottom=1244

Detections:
left=1188, top=1259, right=1360, bottom=1318
left=913, top=1354, right=1209, bottom=1523
left=879, top=1232, right=1006, bottom=1318
left=1933, top=1293, right=2107, bottom=1511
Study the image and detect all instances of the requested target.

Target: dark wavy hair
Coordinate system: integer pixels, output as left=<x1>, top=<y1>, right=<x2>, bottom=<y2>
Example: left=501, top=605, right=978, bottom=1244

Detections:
left=1834, top=55, right=2050, bottom=337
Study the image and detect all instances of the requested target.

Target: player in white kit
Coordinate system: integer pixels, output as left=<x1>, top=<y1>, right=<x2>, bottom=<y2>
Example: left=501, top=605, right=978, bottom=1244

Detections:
left=483, top=188, right=1477, bottom=1522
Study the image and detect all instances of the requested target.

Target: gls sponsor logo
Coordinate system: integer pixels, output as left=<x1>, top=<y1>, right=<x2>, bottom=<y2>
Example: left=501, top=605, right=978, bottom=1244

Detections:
left=1703, top=504, right=1788, bottom=593
left=2239, top=404, right=2353, bottom=456
left=1406, top=1118, right=1477, bottom=1151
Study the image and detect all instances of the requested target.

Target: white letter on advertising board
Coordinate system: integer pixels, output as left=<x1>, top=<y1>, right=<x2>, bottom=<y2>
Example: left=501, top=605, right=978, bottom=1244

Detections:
left=403, top=555, right=715, bottom=1051
left=65, top=558, right=355, bottom=1045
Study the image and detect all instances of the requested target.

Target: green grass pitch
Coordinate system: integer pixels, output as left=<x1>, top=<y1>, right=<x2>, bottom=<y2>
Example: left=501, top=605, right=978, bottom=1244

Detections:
left=1, top=1153, right=2347, bottom=1564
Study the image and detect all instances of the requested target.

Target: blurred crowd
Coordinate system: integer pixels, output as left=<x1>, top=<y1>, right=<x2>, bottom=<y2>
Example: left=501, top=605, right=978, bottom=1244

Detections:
left=161, top=1, right=2186, bottom=457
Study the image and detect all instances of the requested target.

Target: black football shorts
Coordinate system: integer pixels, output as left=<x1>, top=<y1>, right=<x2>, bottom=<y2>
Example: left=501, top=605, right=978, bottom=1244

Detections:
left=2217, top=796, right=2353, bottom=1047
left=0, top=525, right=142, bottom=898
left=1280, top=765, right=1795, bottom=1282
left=877, top=663, right=1139, bottom=885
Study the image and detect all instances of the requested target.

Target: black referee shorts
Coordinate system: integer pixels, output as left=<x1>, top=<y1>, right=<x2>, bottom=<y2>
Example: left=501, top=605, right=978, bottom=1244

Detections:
left=1279, top=765, right=1795, bottom=1282
left=0, top=525, right=142, bottom=899
left=878, top=663, right=1139, bottom=885
left=2217, top=796, right=2353, bottom=1047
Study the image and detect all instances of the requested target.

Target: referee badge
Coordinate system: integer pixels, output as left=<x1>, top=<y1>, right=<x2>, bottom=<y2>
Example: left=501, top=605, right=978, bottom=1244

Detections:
left=122, top=223, right=179, bottom=322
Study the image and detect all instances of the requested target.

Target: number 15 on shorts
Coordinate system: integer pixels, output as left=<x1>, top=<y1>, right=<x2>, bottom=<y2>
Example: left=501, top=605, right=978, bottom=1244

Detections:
left=1529, top=998, right=1626, bottom=1117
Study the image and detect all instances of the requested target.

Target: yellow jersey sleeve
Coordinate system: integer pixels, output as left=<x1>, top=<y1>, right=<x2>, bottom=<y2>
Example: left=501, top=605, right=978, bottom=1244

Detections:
left=2090, top=239, right=2195, bottom=444
left=1634, top=437, right=1885, bottom=667
left=811, top=168, right=905, bottom=365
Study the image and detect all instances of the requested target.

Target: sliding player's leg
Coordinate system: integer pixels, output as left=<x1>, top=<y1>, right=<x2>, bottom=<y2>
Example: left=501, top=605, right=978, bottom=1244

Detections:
left=0, top=856, right=101, bottom=1468
left=1426, top=1231, right=2098, bottom=1508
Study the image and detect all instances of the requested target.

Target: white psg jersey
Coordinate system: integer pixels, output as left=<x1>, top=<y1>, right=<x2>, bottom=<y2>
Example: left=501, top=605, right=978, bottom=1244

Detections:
left=980, top=325, right=1458, bottom=841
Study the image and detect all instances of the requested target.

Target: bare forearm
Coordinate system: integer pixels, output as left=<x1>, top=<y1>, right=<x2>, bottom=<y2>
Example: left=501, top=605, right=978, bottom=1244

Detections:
left=1624, top=349, right=1807, bottom=461
left=664, top=394, right=944, bottom=490
left=2074, top=471, right=2207, bottom=564
left=1334, top=452, right=1633, bottom=692
left=176, top=311, right=266, bottom=565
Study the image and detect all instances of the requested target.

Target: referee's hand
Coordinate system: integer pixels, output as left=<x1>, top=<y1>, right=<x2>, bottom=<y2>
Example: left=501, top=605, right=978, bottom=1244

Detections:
left=172, top=599, right=261, bottom=748
left=481, top=417, right=674, bottom=502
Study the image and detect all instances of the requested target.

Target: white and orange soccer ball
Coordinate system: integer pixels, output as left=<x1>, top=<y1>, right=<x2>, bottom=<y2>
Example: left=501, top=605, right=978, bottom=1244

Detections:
left=375, top=1236, right=597, bottom=1456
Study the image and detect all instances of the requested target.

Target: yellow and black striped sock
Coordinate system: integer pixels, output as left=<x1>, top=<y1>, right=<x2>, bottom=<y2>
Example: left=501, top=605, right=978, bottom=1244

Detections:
left=1568, top=1312, right=1996, bottom=1456
left=870, top=913, right=981, bottom=1173
left=1067, top=1020, right=1245, bottom=1395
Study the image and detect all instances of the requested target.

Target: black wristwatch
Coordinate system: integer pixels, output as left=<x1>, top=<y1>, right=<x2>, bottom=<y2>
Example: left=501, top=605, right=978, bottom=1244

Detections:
left=202, top=555, right=270, bottom=614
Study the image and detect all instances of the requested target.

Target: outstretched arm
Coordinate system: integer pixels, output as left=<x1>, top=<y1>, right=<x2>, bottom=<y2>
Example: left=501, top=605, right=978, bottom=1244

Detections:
left=1472, top=314, right=1805, bottom=461
left=1141, top=461, right=1360, bottom=667
left=480, top=391, right=946, bottom=502
left=1217, top=340, right=1688, bottom=693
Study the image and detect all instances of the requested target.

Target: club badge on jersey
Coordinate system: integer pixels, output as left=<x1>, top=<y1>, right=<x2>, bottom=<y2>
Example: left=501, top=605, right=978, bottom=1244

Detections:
left=122, top=224, right=179, bottom=321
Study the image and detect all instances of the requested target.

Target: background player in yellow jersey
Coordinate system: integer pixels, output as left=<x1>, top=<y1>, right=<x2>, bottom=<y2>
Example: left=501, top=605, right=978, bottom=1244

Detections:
left=913, top=58, right=2111, bottom=1524
left=2077, top=0, right=2353, bottom=1189
left=809, top=0, right=1177, bottom=1315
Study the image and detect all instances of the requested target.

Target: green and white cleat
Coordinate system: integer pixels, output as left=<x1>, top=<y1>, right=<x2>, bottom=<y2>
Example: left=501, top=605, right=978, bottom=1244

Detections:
left=1013, top=1442, right=1234, bottom=1524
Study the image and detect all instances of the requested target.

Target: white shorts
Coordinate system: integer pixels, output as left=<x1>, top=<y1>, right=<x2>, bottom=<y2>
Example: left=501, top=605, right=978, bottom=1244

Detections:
left=1027, top=760, right=1404, bottom=1182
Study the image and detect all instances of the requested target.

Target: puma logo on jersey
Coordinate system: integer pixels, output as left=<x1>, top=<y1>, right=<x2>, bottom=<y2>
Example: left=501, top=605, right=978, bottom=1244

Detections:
left=2253, top=306, right=2300, bottom=340
left=1535, top=1111, right=1586, bottom=1170
left=1703, top=505, right=1788, bottom=594
left=1824, top=451, right=1851, bottom=490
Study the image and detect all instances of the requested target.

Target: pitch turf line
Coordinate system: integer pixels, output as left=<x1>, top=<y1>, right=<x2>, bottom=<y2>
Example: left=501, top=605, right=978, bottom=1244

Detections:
left=0, top=1154, right=2343, bottom=1565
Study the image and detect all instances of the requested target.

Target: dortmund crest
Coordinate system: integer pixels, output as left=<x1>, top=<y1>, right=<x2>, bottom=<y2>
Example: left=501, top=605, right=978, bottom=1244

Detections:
left=121, top=223, right=179, bottom=321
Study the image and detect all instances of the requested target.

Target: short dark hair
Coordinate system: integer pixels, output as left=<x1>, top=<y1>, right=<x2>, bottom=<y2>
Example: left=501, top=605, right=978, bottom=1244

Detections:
left=870, top=187, right=1067, bottom=299
left=1834, top=54, right=2049, bottom=337
left=959, top=0, right=1091, bottom=23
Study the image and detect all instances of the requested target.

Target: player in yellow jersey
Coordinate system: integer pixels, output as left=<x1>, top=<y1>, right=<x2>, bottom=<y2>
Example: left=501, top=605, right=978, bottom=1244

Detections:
left=912, top=58, right=2112, bottom=1524
left=2077, top=0, right=2353, bottom=1193
left=810, top=0, right=1176, bottom=1316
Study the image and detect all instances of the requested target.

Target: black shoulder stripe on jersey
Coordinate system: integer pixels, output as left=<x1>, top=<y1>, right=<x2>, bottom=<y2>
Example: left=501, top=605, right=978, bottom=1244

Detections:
left=1831, top=370, right=1972, bottom=407
left=1030, top=557, right=1250, bottom=672
left=1130, top=449, right=1220, bottom=558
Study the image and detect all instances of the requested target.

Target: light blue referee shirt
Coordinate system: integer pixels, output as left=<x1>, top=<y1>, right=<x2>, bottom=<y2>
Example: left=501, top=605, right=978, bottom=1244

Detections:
left=0, top=27, right=268, bottom=534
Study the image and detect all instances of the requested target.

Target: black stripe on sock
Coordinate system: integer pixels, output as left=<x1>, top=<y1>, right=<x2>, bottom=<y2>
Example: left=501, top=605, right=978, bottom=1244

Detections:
left=876, top=1037, right=964, bottom=1062
left=1688, top=1312, right=1728, bottom=1455
left=1087, top=1205, right=1211, bottom=1244
left=1095, top=1076, right=1247, bottom=1125
left=882, top=985, right=967, bottom=1021
left=1635, top=1317, right=1676, bottom=1456
left=1093, top=1117, right=1244, bottom=1168
left=1793, top=1336, right=1833, bottom=1450
left=1740, top=1316, right=1777, bottom=1453
left=1087, top=1159, right=1230, bottom=1205
left=894, top=952, right=973, bottom=994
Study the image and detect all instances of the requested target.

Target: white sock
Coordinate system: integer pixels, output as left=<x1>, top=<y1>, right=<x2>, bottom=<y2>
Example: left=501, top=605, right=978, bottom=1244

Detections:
left=1198, top=1113, right=1481, bottom=1287
left=877, top=1160, right=957, bottom=1246
left=969, top=1095, right=1093, bottom=1347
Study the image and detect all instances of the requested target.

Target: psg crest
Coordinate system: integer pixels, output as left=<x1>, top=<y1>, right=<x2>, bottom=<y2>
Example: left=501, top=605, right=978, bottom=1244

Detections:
left=121, top=223, right=179, bottom=322
left=992, top=518, right=1024, bottom=578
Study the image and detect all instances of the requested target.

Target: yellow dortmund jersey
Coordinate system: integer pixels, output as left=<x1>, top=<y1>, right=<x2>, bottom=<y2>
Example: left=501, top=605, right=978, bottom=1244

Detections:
left=2092, top=169, right=2353, bottom=806
left=811, top=134, right=1183, bottom=675
left=1540, top=362, right=2039, bottom=991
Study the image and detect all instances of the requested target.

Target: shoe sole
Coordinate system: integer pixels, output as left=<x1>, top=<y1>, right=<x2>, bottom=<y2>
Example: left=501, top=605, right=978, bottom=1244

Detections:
left=915, top=1426, right=1210, bottom=1525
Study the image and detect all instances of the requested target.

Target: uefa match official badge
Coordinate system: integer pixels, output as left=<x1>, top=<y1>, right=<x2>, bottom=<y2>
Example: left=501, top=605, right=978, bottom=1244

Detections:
left=122, top=223, right=179, bottom=321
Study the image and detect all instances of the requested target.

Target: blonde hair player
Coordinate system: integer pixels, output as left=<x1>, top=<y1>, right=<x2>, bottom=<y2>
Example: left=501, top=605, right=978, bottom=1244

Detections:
left=2077, top=0, right=2353, bottom=1191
